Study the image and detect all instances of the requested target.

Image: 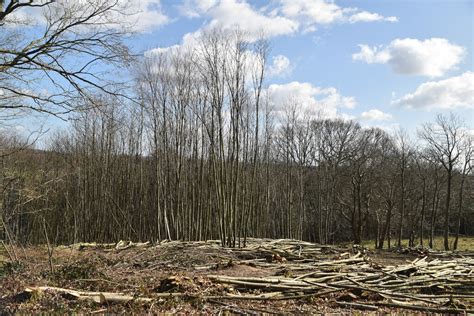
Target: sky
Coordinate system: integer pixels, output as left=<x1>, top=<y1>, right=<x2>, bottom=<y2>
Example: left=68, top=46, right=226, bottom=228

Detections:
left=127, top=0, right=473, bottom=135
left=8, top=0, right=474, bottom=139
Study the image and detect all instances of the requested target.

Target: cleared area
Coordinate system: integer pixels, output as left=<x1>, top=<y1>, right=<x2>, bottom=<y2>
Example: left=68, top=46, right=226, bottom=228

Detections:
left=1, top=239, right=473, bottom=313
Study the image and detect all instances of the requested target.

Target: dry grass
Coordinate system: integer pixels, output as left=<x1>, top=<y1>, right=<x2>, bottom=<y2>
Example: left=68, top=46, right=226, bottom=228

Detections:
left=361, top=236, right=474, bottom=251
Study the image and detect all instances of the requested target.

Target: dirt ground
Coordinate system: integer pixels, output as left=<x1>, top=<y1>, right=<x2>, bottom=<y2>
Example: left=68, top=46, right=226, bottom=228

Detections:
left=0, top=239, right=472, bottom=314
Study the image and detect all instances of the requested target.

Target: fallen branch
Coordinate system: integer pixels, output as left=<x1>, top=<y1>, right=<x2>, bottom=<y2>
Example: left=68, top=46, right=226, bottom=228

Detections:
left=335, top=301, right=378, bottom=311
left=375, top=302, right=474, bottom=314
left=24, top=286, right=154, bottom=304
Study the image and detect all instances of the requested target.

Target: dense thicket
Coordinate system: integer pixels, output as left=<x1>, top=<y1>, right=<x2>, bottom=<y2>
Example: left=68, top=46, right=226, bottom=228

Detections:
left=1, top=31, right=472, bottom=250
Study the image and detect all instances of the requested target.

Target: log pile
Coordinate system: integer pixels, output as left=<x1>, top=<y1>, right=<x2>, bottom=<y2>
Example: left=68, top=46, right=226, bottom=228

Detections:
left=193, top=238, right=349, bottom=269
left=18, top=238, right=474, bottom=313
left=69, top=241, right=151, bottom=251
left=206, top=250, right=474, bottom=313
left=392, top=245, right=474, bottom=258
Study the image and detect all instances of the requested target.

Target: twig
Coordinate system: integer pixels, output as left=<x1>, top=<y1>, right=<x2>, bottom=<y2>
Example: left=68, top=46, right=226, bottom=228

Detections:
left=42, top=217, right=54, bottom=274
left=374, top=302, right=474, bottom=313
left=335, top=301, right=378, bottom=311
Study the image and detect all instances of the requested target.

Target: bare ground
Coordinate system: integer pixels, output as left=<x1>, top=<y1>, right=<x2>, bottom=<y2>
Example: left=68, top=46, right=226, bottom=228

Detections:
left=0, top=239, right=472, bottom=314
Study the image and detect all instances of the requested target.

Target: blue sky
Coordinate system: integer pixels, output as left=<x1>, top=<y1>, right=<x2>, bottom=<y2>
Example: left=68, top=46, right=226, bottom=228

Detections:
left=8, top=0, right=473, bottom=140
left=124, top=0, right=473, bottom=135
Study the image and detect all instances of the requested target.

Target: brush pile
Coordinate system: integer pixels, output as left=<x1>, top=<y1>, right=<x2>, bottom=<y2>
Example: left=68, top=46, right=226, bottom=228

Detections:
left=207, top=253, right=474, bottom=313
left=3, top=238, right=473, bottom=313
left=193, top=239, right=473, bottom=313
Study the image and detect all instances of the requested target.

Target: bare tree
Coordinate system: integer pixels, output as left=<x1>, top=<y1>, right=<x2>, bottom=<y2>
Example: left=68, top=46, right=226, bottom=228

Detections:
left=2, top=8, right=472, bottom=250
left=419, top=113, right=466, bottom=250
left=394, top=130, right=413, bottom=247
left=453, top=135, right=473, bottom=250
left=0, top=0, right=131, bottom=117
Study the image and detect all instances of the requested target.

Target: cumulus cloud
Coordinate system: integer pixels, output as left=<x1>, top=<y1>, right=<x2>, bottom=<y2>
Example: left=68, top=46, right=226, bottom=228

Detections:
left=177, top=0, right=397, bottom=38
left=122, top=0, right=170, bottom=32
left=267, top=55, right=292, bottom=77
left=178, top=0, right=218, bottom=18
left=277, top=0, right=397, bottom=31
left=144, top=31, right=269, bottom=86
left=392, top=72, right=474, bottom=109
left=278, top=0, right=345, bottom=25
left=267, top=81, right=356, bottom=119
left=361, top=123, right=400, bottom=134
left=352, top=44, right=391, bottom=63
left=360, top=109, right=393, bottom=121
left=207, top=0, right=298, bottom=38
left=176, top=0, right=298, bottom=39
left=353, top=38, right=465, bottom=77
left=144, top=45, right=182, bottom=57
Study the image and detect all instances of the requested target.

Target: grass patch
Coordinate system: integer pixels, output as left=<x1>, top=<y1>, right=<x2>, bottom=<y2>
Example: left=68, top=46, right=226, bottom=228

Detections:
left=361, top=236, right=474, bottom=251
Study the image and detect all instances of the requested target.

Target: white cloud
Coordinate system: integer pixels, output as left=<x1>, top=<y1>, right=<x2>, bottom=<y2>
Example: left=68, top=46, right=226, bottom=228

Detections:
left=278, top=0, right=345, bottom=25
left=144, top=28, right=203, bottom=57
left=178, top=0, right=218, bottom=18
left=362, top=123, right=400, bottom=134
left=278, top=0, right=397, bottom=30
left=14, top=125, right=26, bottom=133
left=78, top=0, right=170, bottom=33
left=123, top=0, right=170, bottom=32
left=144, top=45, right=182, bottom=57
left=360, top=109, right=393, bottom=121
left=206, top=0, right=298, bottom=39
left=392, top=72, right=474, bottom=109
left=176, top=0, right=397, bottom=38
left=267, top=55, right=292, bottom=77
left=352, top=44, right=391, bottom=63
left=339, top=113, right=357, bottom=121
left=267, top=81, right=356, bottom=119
left=348, top=11, right=398, bottom=23
left=466, top=129, right=474, bottom=137
left=144, top=30, right=268, bottom=86
left=353, top=38, right=465, bottom=77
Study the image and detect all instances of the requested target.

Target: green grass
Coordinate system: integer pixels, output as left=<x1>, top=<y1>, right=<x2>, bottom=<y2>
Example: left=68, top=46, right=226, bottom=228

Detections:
left=361, top=236, right=474, bottom=251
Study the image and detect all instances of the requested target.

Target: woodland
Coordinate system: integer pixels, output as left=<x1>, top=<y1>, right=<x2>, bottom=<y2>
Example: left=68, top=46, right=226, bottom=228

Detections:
left=0, top=0, right=472, bottom=251
left=1, top=1, right=473, bottom=313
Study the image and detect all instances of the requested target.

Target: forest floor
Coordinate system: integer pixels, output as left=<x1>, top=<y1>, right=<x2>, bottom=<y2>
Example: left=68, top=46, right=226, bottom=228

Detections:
left=360, top=236, right=474, bottom=252
left=0, top=238, right=473, bottom=314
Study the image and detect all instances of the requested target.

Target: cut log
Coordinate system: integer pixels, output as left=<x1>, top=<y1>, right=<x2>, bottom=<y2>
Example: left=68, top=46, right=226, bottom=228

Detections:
left=25, top=286, right=154, bottom=304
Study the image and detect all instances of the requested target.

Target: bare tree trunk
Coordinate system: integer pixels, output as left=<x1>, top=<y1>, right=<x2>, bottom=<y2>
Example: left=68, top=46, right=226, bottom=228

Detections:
left=444, top=167, right=452, bottom=250
left=419, top=179, right=426, bottom=247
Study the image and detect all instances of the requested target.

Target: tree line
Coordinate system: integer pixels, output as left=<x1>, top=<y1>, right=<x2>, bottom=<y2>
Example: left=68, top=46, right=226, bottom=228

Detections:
left=0, top=1, right=472, bottom=250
